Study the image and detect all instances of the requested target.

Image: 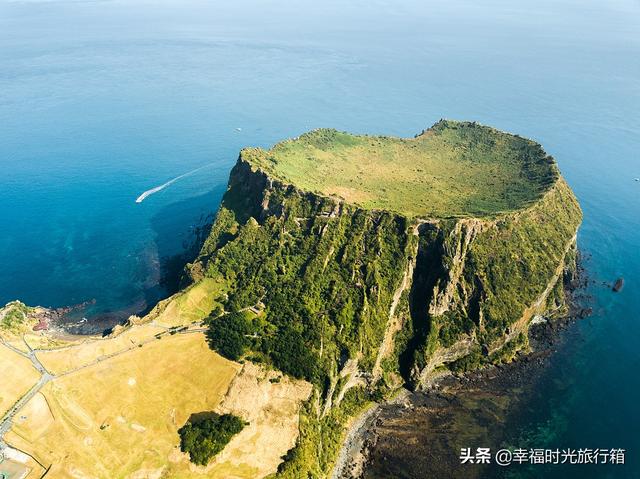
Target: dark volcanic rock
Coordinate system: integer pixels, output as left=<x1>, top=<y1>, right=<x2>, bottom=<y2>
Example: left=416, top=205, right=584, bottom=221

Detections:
left=612, top=277, right=624, bottom=292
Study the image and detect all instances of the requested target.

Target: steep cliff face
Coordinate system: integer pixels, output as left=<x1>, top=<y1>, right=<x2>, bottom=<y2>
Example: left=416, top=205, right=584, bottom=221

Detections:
left=191, top=155, right=416, bottom=385
left=188, top=121, right=582, bottom=476
left=405, top=177, right=580, bottom=385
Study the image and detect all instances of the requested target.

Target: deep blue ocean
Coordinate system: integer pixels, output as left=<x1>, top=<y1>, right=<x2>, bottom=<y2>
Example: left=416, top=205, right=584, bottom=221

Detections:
left=0, top=0, right=638, bottom=477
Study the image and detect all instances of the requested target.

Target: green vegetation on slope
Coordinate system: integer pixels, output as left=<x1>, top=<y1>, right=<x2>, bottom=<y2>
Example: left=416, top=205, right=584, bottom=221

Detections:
left=0, top=300, right=37, bottom=335
left=199, top=194, right=411, bottom=384
left=275, top=387, right=372, bottom=479
left=243, top=120, right=558, bottom=218
left=207, top=311, right=254, bottom=360
left=178, top=413, right=246, bottom=466
left=406, top=179, right=581, bottom=379
left=187, top=120, right=582, bottom=478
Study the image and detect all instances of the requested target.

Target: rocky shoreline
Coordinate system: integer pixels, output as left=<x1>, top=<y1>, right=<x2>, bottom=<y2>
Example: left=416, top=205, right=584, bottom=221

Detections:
left=0, top=297, right=140, bottom=342
left=335, top=256, right=593, bottom=479
left=334, top=339, right=563, bottom=478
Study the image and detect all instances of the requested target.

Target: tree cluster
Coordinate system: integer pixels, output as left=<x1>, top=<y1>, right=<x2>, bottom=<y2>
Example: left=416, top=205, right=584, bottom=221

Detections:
left=178, top=413, right=245, bottom=466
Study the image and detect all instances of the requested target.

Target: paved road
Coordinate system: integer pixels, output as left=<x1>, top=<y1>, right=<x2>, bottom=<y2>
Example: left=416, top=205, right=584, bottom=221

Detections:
left=0, top=338, right=54, bottom=452
left=0, top=325, right=207, bottom=451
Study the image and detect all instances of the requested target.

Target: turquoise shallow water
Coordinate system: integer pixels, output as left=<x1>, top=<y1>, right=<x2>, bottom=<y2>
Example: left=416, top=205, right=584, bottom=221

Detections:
left=0, top=0, right=638, bottom=476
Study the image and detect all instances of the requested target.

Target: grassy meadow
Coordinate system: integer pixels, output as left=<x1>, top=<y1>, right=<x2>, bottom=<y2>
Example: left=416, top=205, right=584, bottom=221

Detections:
left=244, top=120, right=557, bottom=218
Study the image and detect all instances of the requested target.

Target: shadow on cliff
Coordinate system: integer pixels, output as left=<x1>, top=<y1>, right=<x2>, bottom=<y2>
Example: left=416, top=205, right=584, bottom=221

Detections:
left=145, top=184, right=227, bottom=305
left=399, top=223, right=447, bottom=385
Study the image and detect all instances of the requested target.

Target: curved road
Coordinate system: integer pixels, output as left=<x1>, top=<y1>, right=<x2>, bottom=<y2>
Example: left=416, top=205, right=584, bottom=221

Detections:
left=0, top=324, right=206, bottom=451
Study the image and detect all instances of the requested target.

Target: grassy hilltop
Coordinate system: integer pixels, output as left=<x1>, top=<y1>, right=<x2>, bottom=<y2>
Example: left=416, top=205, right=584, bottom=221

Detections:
left=244, top=120, right=558, bottom=218
left=184, top=120, right=582, bottom=477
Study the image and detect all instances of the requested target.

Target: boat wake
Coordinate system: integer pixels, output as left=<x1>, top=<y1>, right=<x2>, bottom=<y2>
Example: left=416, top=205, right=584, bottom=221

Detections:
left=135, top=163, right=214, bottom=203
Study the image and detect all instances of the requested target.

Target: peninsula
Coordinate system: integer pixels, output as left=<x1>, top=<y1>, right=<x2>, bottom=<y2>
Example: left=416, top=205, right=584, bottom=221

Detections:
left=0, top=120, right=582, bottom=478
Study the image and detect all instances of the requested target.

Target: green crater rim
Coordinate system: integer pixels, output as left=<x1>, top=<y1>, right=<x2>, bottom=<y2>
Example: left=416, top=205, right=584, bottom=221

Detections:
left=242, top=120, right=559, bottom=218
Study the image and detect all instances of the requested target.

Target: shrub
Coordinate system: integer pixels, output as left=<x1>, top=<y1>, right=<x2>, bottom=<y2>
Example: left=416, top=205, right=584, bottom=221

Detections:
left=178, top=413, right=245, bottom=466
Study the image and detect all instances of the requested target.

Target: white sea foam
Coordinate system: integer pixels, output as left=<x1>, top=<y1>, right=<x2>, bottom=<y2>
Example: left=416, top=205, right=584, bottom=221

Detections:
left=135, top=163, right=214, bottom=203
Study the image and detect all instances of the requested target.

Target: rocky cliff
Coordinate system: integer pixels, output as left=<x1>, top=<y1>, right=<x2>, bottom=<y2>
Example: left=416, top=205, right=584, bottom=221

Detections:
left=188, top=120, right=582, bottom=476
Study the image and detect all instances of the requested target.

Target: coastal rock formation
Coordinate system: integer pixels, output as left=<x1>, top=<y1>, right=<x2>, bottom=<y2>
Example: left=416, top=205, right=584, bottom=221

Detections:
left=0, top=301, right=51, bottom=338
left=187, top=120, right=582, bottom=477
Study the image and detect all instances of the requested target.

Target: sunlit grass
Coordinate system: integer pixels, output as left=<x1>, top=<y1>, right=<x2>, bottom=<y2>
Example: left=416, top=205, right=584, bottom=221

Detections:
left=243, top=120, right=557, bottom=218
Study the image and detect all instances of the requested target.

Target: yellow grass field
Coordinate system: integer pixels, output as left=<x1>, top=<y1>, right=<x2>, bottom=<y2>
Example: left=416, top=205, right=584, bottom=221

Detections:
left=163, top=362, right=312, bottom=479
left=146, top=278, right=226, bottom=328
left=4, top=333, right=79, bottom=354
left=23, top=332, right=80, bottom=351
left=35, top=323, right=166, bottom=376
left=0, top=344, right=40, bottom=417
left=2, top=338, right=32, bottom=353
left=8, top=332, right=239, bottom=478
left=7, top=331, right=311, bottom=479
